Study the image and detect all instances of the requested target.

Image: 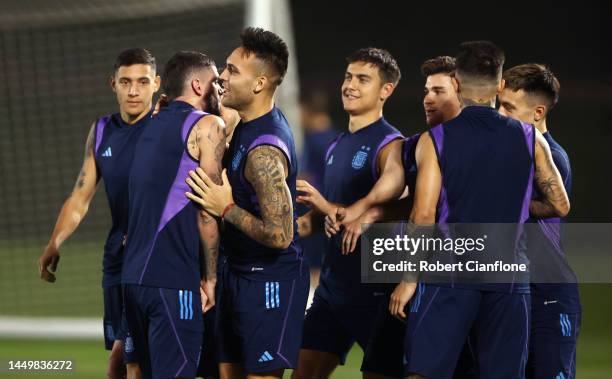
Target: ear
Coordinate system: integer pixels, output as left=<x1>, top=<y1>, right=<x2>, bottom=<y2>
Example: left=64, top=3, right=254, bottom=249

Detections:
left=253, top=76, right=267, bottom=94
left=497, top=79, right=506, bottom=93
left=191, top=78, right=203, bottom=97
left=154, top=75, right=161, bottom=93
left=534, top=104, right=547, bottom=122
left=110, top=75, right=117, bottom=92
left=380, top=82, right=395, bottom=101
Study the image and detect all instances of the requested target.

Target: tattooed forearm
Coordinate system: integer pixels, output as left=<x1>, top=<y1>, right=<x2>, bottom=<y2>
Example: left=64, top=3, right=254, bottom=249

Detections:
left=224, top=145, right=293, bottom=249
left=534, top=133, right=570, bottom=217
left=198, top=211, right=219, bottom=280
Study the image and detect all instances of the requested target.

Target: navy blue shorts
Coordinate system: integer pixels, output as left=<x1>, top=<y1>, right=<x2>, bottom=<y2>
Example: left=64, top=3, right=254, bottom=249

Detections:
left=103, top=284, right=125, bottom=350
left=405, top=284, right=530, bottom=379
left=217, top=265, right=309, bottom=373
left=361, top=293, right=406, bottom=377
left=301, top=290, right=382, bottom=366
left=527, top=307, right=581, bottom=379
left=123, top=284, right=203, bottom=379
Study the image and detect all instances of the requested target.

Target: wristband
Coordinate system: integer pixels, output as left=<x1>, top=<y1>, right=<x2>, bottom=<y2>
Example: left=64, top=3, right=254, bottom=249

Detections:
left=221, top=203, right=236, bottom=220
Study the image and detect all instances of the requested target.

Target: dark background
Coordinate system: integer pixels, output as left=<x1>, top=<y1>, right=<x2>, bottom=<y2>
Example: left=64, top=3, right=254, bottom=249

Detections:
left=291, top=1, right=612, bottom=221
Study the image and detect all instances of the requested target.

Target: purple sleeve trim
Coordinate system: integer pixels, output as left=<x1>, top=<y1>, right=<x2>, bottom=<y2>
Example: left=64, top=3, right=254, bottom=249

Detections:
left=94, top=115, right=111, bottom=155
left=519, top=122, right=535, bottom=223
left=247, top=134, right=292, bottom=166
left=324, top=133, right=344, bottom=162
left=428, top=125, right=449, bottom=223
left=520, top=122, right=535, bottom=158
left=182, top=110, right=207, bottom=142
left=372, top=133, right=403, bottom=179
left=428, top=124, right=444, bottom=157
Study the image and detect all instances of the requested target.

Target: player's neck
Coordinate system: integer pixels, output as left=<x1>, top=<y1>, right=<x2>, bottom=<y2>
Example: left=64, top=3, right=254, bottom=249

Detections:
left=460, top=96, right=495, bottom=109
left=173, top=96, right=204, bottom=111
left=239, top=96, right=275, bottom=123
left=347, top=108, right=383, bottom=133
left=535, top=119, right=548, bottom=134
left=120, top=106, right=150, bottom=125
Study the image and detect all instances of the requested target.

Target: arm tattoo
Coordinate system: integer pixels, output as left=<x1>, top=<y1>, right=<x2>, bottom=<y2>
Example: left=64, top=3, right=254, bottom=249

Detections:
left=224, top=146, right=293, bottom=249
left=189, top=124, right=200, bottom=152
left=208, top=122, right=226, bottom=185
left=76, top=170, right=86, bottom=189
left=534, top=147, right=565, bottom=206
left=197, top=119, right=225, bottom=185
left=74, top=124, right=95, bottom=191
left=199, top=212, right=219, bottom=280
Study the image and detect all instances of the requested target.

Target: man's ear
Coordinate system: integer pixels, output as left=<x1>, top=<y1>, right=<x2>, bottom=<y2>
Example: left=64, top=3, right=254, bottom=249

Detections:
left=110, top=75, right=116, bottom=92
left=534, top=104, right=547, bottom=122
left=253, top=76, right=267, bottom=94
left=191, top=78, right=203, bottom=97
left=154, top=75, right=161, bottom=93
left=380, top=83, right=396, bottom=101
left=497, top=78, right=506, bottom=93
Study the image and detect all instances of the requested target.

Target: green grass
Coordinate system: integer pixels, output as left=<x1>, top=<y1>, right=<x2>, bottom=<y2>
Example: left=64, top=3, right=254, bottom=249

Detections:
left=0, top=333, right=609, bottom=378
left=1, top=242, right=610, bottom=377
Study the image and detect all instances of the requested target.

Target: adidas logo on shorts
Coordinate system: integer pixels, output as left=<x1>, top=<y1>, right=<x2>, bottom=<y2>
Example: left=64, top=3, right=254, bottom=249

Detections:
left=258, top=351, right=274, bottom=363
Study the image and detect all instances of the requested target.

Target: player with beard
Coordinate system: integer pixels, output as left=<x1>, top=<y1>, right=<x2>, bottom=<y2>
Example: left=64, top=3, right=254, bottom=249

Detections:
left=121, top=51, right=225, bottom=379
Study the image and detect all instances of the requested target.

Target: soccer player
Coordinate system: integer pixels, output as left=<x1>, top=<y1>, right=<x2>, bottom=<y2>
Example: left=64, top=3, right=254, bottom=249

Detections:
left=292, top=48, right=405, bottom=379
left=327, top=56, right=461, bottom=247
left=499, top=63, right=581, bottom=379
left=183, top=28, right=308, bottom=379
left=394, top=41, right=570, bottom=379
left=37, top=48, right=159, bottom=378
left=121, top=51, right=226, bottom=379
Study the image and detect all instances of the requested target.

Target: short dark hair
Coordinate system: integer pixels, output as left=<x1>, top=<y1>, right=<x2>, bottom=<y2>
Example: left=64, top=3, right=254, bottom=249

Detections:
left=456, top=41, right=505, bottom=82
left=346, top=47, right=401, bottom=85
left=113, top=48, right=156, bottom=72
left=420, top=56, right=456, bottom=77
left=162, top=51, right=216, bottom=101
left=240, top=27, right=289, bottom=86
left=503, top=63, right=560, bottom=109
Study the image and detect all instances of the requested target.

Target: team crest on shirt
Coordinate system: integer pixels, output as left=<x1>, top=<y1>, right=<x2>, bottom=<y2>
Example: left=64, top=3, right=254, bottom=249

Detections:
left=327, top=155, right=334, bottom=165
left=351, top=145, right=370, bottom=169
left=232, top=145, right=246, bottom=171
